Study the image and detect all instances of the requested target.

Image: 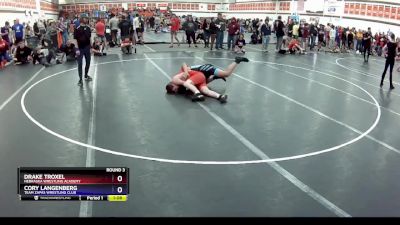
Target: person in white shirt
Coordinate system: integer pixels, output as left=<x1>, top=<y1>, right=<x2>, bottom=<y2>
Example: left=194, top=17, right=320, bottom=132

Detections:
left=329, top=25, right=336, bottom=49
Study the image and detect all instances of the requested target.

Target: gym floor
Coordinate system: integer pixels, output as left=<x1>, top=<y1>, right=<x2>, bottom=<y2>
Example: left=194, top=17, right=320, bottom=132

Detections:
left=0, top=32, right=400, bottom=217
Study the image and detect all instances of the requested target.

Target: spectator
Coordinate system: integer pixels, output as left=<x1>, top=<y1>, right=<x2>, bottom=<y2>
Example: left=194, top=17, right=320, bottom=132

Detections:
left=59, top=40, right=79, bottom=62
left=235, top=33, right=246, bottom=54
left=1, top=22, right=11, bottom=45
left=169, top=14, right=181, bottom=48
left=12, top=19, right=24, bottom=45
left=121, top=37, right=133, bottom=54
left=109, top=14, right=119, bottom=47
left=182, top=15, right=197, bottom=48
left=260, top=18, right=271, bottom=52
left=92, top=38, right=107, bottom=56
left=209, top=18, right=218, bottom=51
left=0, top=35, right=12, bottom=68
left=227, top=17, right=239, bottom=51
left=14, top=41, right=32, bottom=65
left=363, top=27, right=372, bottom=62
left=119, top=15, right=132, bottom=44
left=380, top=33, right=397, bottom=89
left=74, top=16, right=92, bottom=86
left=95, top=18, right=107, bottom=48
left=274, top=16, right=285, bottom=51
left=215, top=13, right=226, bottom=50
left=329, top=25, right=336, bottom=49
left=58, top=17, right=69, bottom=47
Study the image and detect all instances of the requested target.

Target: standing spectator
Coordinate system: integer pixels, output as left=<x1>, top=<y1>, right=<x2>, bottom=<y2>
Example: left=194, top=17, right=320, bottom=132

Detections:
left=363, top=27, right=372, bottom=62
left=292, top=21, right=299, bottom=39
left=227, top=17, right=239, bottom=51
left=260, top=18, right=271, bottom=52
left=182, top=16, right=197, bottom=48
left=74, top=16, right=92, bottom=86
left=25, top=23, right=34, bottom=38
left=12, top=19, right=24, bottom=45
left=287, top=19, right=294, bottom=41
left=1, top=22, right=11, bottom=45
left=169, top=14, right=180, bottom=48
left=356, top=29, right=363, bottom=54
left=95, top=18, right=107, bottom=49
left=203, top=18, right=211, bottom=48
left=149, top=16, right=155, bottom=30
left=347, top=29, right=354, bottom=50
left=380, top=33, right=397, bottom=89
left=58, top=17, right=69, bottom=47
left=215, top=13, right=226, bottom=50
left=119, top=15, right=132, bottom=44
left=309, top=23, right=317, bottom=51
left=329, top=25, right=336, bottom=49
left=109, top=14, right=119, bottom=47
left=37, top=20, right=46, bottom=37
left=325, top=25, right=331, bottom=48
left=274, top=16, right=285, bottom=51
left=209, top=18, right=218, bottom=51
left=302, top=23, right=309, bottom=50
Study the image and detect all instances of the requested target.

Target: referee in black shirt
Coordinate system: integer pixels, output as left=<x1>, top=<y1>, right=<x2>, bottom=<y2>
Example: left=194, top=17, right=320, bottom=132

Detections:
left=74, top=15, right=92, bottom=86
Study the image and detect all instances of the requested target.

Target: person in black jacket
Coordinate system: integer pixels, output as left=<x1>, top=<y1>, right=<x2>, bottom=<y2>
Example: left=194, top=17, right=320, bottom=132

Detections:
left=74, top=16, right=92, bottom=86
left=118, top=15, right=132, bottom=43
left=273, top=16, right=284, bottom=51
left=380, top=33, right=397, bottom=89
left=182, top=16, right=198, bottom=48
left=209, top=18, right=218, bottom=51
left=14, top=41, right=32, bottom=64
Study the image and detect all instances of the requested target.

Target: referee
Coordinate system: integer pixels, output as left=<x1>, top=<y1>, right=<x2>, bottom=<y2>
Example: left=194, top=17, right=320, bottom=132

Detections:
left=74, top=15, right=92, bottom=86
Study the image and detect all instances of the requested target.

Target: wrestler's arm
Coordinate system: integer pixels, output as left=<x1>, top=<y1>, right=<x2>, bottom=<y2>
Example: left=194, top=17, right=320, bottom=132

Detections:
left=172, top=72, right=186, bottom=85
left=181, top=63, right=191, bottom=79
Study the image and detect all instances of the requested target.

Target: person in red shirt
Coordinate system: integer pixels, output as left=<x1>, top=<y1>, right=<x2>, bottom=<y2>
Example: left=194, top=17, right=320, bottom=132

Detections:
left=169, top=14, right=181, bottom=48
left=288, top=38, right=305, bottom=54
left=0, top=35, right=12, bottom=68
left=95, top=19, right=107, bottom=50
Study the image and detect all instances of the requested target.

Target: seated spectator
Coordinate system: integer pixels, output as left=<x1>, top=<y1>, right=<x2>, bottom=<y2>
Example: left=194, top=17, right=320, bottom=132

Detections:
left=235, top=33, right=246, bottom=54
left=14, top=41, right=32, bottom=64
left=59, top=41, right=79, bottom=62
left=121, top=37, right=133, bottom=54
left=92, top=38, right=107, bottom=56
left=0, top=35, right=12, bottom=68
left=288, top=38, right=305, bottom=54
left=250, top=31, right=258, bottom=44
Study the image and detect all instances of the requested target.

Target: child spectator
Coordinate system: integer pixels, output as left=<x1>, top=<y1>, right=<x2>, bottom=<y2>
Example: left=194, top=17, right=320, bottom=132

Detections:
left=92, top=38, right=107, bottom=56
left=121, top=37, right=133, bottom=54
left=235, top=33, right=246, bottom=54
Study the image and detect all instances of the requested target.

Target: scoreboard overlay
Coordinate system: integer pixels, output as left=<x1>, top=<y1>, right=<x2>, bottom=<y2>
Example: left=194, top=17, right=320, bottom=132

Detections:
left=18, top=167, right=129, bottom=201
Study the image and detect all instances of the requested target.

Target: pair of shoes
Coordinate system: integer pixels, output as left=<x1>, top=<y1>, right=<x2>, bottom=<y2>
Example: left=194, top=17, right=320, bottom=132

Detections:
left=195, top=45, right=198, bottom=48
left=390, top=85, right=395, bottom=90
left=380, top=82, right=383, bottom=88
left=77, top=80, right=83, bottom=86
left=192, top=93, right=205, bottom=102
left=218, top=94, right=228, bottom=104
left=235, top=56, right=249, bottom=64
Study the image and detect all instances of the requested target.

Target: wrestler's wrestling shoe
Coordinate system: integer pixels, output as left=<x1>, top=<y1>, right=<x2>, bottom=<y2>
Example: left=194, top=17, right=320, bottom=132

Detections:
left=192, top=93, right=205, bottom=102
left=218, top=94, right=228, bottom=104
left=235, top=56, right=249, bottom=64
